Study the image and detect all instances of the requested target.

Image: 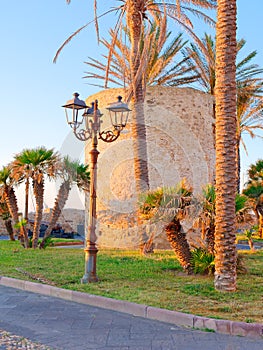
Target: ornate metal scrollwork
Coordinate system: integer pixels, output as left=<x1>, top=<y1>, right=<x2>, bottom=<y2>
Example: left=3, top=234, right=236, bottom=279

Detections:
left=99, top=129, right=120, bottom=143
left=73, top=128, right=92, bottom=141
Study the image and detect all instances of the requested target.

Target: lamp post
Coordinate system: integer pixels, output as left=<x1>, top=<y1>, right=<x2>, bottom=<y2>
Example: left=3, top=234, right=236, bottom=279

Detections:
left=63, top=93, right=131, bottom=283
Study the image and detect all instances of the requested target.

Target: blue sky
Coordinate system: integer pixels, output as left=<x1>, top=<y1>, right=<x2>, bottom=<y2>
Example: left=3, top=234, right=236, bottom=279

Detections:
left=0, top=1, right=262, bottom=209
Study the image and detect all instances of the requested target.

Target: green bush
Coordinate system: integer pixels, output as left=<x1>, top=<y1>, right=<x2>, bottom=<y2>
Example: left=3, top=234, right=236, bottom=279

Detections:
left=191, top=247, right=215, bottom=275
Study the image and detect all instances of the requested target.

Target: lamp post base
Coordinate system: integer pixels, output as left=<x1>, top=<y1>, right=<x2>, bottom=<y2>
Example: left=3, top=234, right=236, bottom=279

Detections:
left=81, top=243, right=99, bottom=283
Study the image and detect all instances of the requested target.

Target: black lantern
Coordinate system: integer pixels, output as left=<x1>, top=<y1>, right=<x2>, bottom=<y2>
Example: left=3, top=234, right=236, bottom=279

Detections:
left=62, top=92, right=87, bottom=128
left=106, top=96, right=131, bottom=131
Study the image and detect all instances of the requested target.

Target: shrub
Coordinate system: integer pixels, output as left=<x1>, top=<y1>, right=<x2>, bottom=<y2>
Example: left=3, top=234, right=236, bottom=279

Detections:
left=191, top=247, right=215, bottom=275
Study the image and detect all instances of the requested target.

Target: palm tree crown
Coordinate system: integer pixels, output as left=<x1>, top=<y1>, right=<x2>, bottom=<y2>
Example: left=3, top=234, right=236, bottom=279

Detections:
left=84, top=21, right=199, bottom=91
left=12, top=147, right=59, bottom=248
left=183, top=34, right=263, bottom=191
left=243, top=159, right=263, bottom=237
left=184, top=35, right=263, bottom=135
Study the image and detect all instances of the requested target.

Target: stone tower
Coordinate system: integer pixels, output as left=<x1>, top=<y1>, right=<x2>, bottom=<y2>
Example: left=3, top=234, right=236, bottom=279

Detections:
left=85, top=86, right=215, bottom=248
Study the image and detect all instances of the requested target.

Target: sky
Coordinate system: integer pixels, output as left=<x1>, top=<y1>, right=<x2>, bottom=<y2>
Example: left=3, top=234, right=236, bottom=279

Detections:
left=0, top=1, right=262, bottom=211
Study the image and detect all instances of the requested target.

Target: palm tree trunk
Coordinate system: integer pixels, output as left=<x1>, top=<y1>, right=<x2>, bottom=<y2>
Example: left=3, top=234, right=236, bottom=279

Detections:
left=24, top=177, right=29, bottom=221
left=32, top=180, right=45, bottom=249
left=4, top=219, right=15, bottom=241
left=40, top=180, right=71, bottom=248
left=165, top=217, right=193, bottom=274
left=127, top=0, right=150, bottom=194
left=4, top=187, right=19, bottom=224
left=22, top=177, right=30, bottom=248
left=236, top=136, right=241, bottom=193
left=205, top=224, right=215, bottom=255
left=4, top=186, right=24, bottom=244
left=127, top=1, right=150, bottom=249
left=214, top=0, right=237, bottom=292
left=259, top=214, right=263, bottom=239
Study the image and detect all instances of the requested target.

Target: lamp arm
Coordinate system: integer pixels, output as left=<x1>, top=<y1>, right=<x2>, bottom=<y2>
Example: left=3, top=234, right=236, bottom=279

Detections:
left=73, top=128, right=92, bottom=141
left=99, top=129, right=120, bottom=143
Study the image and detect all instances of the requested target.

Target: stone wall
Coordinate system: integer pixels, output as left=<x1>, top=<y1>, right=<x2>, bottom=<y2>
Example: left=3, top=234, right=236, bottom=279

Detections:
left=0, top=209, right=85, bottom=236
left=29, top=209, right=85, bottom=234
left=87, top=86, right=215, bottom=249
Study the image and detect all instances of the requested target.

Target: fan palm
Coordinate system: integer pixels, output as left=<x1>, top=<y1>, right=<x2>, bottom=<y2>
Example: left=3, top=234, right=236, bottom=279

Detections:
left=40, top=157, right=90, bottom=247
left=12, top=151, right=35, bottom=223
left=195, top=184, right=250, bottom=255
left=243, top=159, right=263, bottom=237
left=194, top=184, right=216, bottom=254
left=183, top=35, right=263, bottom=191
left=12, top=147, right=59, bottom=248
left=139, top=179, right=193, bottom=274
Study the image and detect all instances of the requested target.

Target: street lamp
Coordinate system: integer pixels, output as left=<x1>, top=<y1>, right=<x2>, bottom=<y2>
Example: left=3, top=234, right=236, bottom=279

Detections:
left=63, top=93, right=131, bottom=283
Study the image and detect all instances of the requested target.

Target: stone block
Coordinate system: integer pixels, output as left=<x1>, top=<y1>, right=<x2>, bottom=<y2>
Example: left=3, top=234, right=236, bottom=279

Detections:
left=71, top=290, right=147, bottom=317
left=0, top=276, right=26, bottom=290
left=146, top=306, right=194, bottom=327
left=231, top=321, right=263, bottom=338
left=24, top=281, right=51, bottom=296
left=49, top=286, right=72, bottom=301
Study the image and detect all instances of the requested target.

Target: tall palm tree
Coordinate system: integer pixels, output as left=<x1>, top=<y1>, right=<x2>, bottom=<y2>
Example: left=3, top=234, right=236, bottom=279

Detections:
left=13, top=147, right=59, bottom=249
left=40, top=157, right=90, bottom=247
left=55, top=0, right=216, bottom=195
left=183, top=35, right=263, bottom=191
left=12, top=152, right=34, bottom=223
left=214, top=0, right=237, bottom=292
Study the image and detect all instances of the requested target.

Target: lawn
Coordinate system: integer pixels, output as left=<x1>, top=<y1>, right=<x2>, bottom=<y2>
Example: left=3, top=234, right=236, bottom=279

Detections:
left=0, top=240, right=262, bottom=324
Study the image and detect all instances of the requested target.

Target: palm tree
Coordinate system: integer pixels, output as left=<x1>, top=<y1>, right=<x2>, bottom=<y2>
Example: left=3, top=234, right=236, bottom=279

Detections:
left=55, top=0, right=216, bottom=195
left=195, top=184, right=250, bottom=255
left=194, top=184, right=216, bottom=254
left=12, top=155, right=31, bottom=223
left=243, top=159, right=263, bottom=238
left=139, top=180, right=193, bottom=274
left=0, top=166, right=24, bottom=244
left=0, top=188, right=15, bottom=241
left=13, top=147, right=59, bottom=249
left=214, top=0, right=237, bottom=292
left=40, top=157, right=90, bottom=248
left=183, top=35, right=263, bottom=191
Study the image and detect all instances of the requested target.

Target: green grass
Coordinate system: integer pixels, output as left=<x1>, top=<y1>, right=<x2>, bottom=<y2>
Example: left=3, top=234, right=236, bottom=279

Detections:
left=236, top=233, right=263, bottom=244
left=52, top=238, right=83, bottom=243
left=0, top=240, right=263, bottom=324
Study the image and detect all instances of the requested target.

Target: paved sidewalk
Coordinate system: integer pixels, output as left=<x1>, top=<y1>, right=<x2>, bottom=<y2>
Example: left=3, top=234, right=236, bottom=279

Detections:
left=0, top=285, right=262, bottom=350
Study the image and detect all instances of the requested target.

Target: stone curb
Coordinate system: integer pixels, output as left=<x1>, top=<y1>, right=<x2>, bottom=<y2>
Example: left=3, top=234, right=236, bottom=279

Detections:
left=1, top=276, right=262, bottom=339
